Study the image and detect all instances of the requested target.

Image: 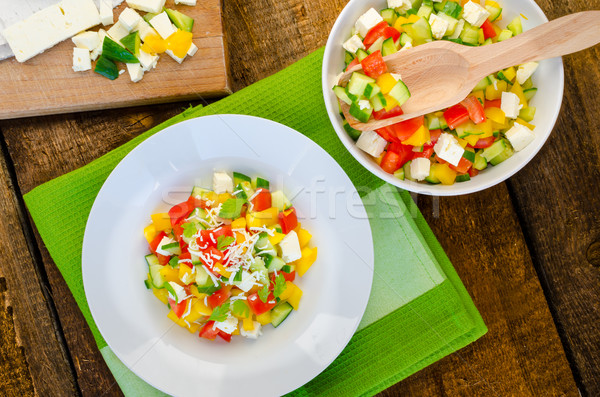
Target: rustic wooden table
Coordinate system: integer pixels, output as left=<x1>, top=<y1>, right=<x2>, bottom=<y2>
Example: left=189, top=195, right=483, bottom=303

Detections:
left=0, top=0, right=598, bottom=396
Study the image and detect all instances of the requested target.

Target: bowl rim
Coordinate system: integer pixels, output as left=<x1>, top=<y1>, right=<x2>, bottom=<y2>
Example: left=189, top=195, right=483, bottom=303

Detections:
left=322, top=0, right=565, bottom=196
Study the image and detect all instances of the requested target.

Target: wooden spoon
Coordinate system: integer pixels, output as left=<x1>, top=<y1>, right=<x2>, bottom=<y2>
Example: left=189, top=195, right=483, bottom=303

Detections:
left=338, top=11, right=600, bottom=131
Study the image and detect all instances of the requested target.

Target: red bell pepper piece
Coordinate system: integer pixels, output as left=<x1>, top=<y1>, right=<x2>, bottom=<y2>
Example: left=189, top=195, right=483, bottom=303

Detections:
left=218, top=331, right=232, bottom=343
left=346, top=57, right=359, bottom=72
left=247, top=292, right=277, bottom=315
left=270, top=270, right=296, bottom=284
left=363, top=21, right=389, bottom=47
left=385, top=116, right=425, bottom=141
left=375, top=127, right=401, bottom=143
left=168, top=198, right=194, bottom=226
left=382, top=26, right=401, bottom=42
left=473, top=136, right=496, bottom=148
left=429, top=129, right=442, bottom=145
left=481, top=19, right=497, bottom=40
left=178, top=252, right=193, bottom=268
left=372, top=105, right=403, bottom=120
left=278, top=208, right=298, bottom=234
left=207, top=286, right=230, bottom=308
left=149, top=231, right=171, bottom=265
left=461, top=96, right=487, bottom=124
left=361, top=50, right=387, bottom=79
left=199, top=321, right=220, bottom=340
left=168, top=298, right=187, bottom=318
left=251, top=188, right=272, bottom=212
left=412, top=146, right=434, bottom=160
left=468, top=168, right=479, bottom=177
left=484, top=99, right=502, bottom=109
left=444, top=104, right=470, bottom=130
left=449, top=157, right=473, bottom=173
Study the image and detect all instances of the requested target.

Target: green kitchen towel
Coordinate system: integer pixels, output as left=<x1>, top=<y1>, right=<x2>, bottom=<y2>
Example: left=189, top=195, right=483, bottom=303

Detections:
left=24, top=48, right=486, bottom=396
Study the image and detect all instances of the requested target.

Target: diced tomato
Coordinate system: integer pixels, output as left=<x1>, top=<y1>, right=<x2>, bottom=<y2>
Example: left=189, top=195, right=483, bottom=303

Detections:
left=251, top=188, right=271, bottom=212
left=361, top=50, right=387, bottom=79
left=473, top=136, right=496, bottom=148
left=481, top=19, right=497, bottom=39
left=212, top=225, right=234, bottom=239
left=435, top=155, right=447, bottom=164
left=168, top=298, right=187, bottom=318
left=385, top=116, right=425, bottom=141
left=172, top=222, right=184, bottom=243
left=199, top=321, right=219, bottom=340
left=279, top=208, right=298, bottom=234
left=150, top=231, right=167, bottom=252
left=247, top=292, right=277, bottom=315
left=429, top=129, right=442, bottom=145
left=270, top=270, right=296, bottom=284
left=179, top=252, right=193, bottom=268
left=363, top=21, right=389, bottom=47
left=468, top=168, right=480, bottom=177
left=346, top=57, right=360, bottom=72
left=380, top=151, right=403, bottom=174
left=443, top=104, right=470, bottom=130
left=449, top=157, right=473, bottom=173
left=382, top=26, right=401, bottom=42
left=461, top=96, right=486, bottom=124
left=218, top=331, right=232, bottom=343
left=168, top=197, right=196, bottom=226
left=207, top=287, right=230, bottom=308
left=375, top=127, right=400, bottom=143
left=412, top=146, right=434, bottom=160
left=484, top=99, right=502, bottom=109
left=387, top=142, right=414, bottom=167
left=372, top=105, right=403, bottom=120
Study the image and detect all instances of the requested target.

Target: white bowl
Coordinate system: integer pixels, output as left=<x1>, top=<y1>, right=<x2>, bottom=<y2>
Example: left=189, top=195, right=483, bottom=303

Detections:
left=322, top=0, right=564, bottom=196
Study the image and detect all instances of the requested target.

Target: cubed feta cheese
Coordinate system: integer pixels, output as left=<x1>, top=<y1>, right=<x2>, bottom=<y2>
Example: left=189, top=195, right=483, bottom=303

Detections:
left=126, top=0, right=166, bottom=13
left=165, top=49, right=186, bottom=63
left=343, top=34, right=365, bottom=54
left=505, top=123, right=535, bottom=151
left=516, top=62, right=539, bottom=85
left=429, top=14, right=450, bottom=40
left=240, top=321, right=262, bottom=339
left=155, top=236, right=176, bottom=256
left=91, top=29, right=107, bottom=60
left=358, top=100, right=371, bottom=110
left=434, top=133, right=465, bottom=166
left=72, top=47, right=92, bottom=72
left=462, top=1, right=491, bottom=27
left=107, top=21, right=130, bottom=42
left=410, top=158, right=431, bottom=181
left=388, top=0, right=412, bottom=13
left=72, top=31, right=100, bottom=50
left=280, top=231, right=302, bottom=263
left=99, top=0, right=114, bottom=26
left=501, top=91, right=522, bottom=119
left=356, top=130, right=388, bottom=157
left=355, top=8, right=384, bottom=37
left=134, top=19, right=158, bottom=41
left=126, top=62, right=144, bottom=82
left=214, top=315, right=239, bottom=334
left=235, top=271, right=257, bottom=293
left=118, top=7, right=142, bottom=32
left=150, top=11, right=176, bottom=40
left=167, top=281, right=187, bottom=302
left=187, top=42, right=198, bottom=56
left=138, top=49, right=159, bottom=71
left=175, top=0, right=197, bottom=5
left=213, top=171, right=233, bottom=194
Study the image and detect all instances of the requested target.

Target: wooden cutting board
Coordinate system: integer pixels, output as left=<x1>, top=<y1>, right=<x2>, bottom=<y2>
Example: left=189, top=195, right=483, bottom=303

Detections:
left=0, top=0, right=230, bottom=120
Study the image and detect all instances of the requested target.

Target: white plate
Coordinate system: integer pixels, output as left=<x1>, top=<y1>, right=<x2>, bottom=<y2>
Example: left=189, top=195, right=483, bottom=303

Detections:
left=82, top=115, right=374, bottom=397
left=322, top=0, right=564, bottom=196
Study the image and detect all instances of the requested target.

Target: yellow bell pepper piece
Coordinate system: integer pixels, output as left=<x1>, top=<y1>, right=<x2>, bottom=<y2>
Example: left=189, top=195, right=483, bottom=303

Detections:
left=375, top=152, right=384, bottom=165
left=142, top=34, right=167, bottom=54
left=463, top=135, right=480, bottom=146
left=503, top=66, right=516, bottom=83
left=256, top=311, right=271, bottom=325
left=189, top=285, right=208, bottom=300
left=485, top=80, right=507, bottom=100
left=383, top=95, right=399, bottom=112
left=296, top=228, right=312, bottom=248
left=393, top=16, right=409, bottom=31
left=376, top=73, right=398, bottom=95
left=268, top=232, right=286, bottom=246
left=485, top=0, right=501, bottom=8
left=167, top=310, right=187, bottom=328
left=184, top=299, right=212, bottom=322
left=166, top=29, right=193, bottom=59
left=217, top=193, right=232, bottom=204
left=401, top=125, right=430, bottom=147
left=231, top=217, right=246, bottom=230
left=477, top=119, right=494, bottom=137
left=287, top=284, right=303, bottom=310
left=243, top=317, right=254, bottom=331
left=246, top=207, right=279, bottom=228
left=431, top=163, right=457, bottom=185
left=153, top=288, right=169, bottom=305
left=178, top=264, right=195, bottom=285
left=478, top=28, right=485, bottom=44
left=151, top=213, right=171, bottom=231
left=484, top=107, right=506, bottom=125
left=278, top=281, right=294, bottom=301
left=235, top=231, right=246, bottom=245
left=143, top=224, right=158, bottom=244
left=293, top=247, right=318, bottom=277
left=232, top=325, right=240, bottom=335
left=471, top=90, right=485, bottom=105
left=407, top=14, right=420, bottom=23
left=510, top=82, right=528, bottom=107
left=456, top=138, right=469, bottom=148
left=515, top=118, right=536, bottom=130
left=213, top=262, right=232, bottom=278
left=159, top=266, right=181, bottom=284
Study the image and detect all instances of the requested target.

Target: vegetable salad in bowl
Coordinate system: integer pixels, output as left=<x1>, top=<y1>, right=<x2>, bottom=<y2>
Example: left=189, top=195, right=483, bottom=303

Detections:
left=333, top=0, right=542, bottom=186
left=143, top=171, right=317, bottom=342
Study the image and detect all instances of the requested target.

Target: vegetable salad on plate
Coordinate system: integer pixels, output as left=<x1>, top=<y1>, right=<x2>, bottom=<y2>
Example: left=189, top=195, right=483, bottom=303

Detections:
left=143, top=171, right=317, bottom=342
left=334, top=0, right=540, bottom=185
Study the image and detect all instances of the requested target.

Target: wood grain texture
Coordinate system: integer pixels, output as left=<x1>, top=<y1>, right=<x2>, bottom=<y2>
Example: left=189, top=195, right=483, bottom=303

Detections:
left=0, top=0, right=230, bottom=120
left=0, top=145, right=77, bottom=396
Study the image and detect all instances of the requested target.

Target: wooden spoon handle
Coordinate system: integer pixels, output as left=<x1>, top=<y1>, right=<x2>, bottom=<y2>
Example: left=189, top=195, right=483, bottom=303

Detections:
left=472, top=11, right=600, bottom=78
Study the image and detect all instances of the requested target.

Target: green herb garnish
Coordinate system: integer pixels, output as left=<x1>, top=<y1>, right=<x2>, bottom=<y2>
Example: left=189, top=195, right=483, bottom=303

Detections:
left=273, top=274, right=287, bottom=298
left=219, top=198, right=245, bottom=219
left=208, top=301, right=230, bottom=322
left=217, top=235, right=235, bottom=251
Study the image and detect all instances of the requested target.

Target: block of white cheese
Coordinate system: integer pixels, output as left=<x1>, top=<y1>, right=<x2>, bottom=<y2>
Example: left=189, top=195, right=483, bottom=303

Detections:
left=501, top=91, right=522, bottom=119
left=434, top=133, right=464, bottom=166
left=175, top=0, right=197, bottom=5
left=150, top=12, right=177, bottom=40
left=72, top=31, right=100, bottom=51
left=91, top=29, right=108, bottom=60
left=134, top=19, right=158, bottom=41
left=138, top=49, right=159, bottom=71
left=126, top=0, right=167, bottom=13
left=213, top=172, right=234, bottom=194
left=165, top=49, right=186, bottom=64
left=119, top=8, right=142, bottom=32
left=355, top=8, right=383, bottom=37
left=388, top=0, right=412, bottom=13
left=126, top=62, right=144, bottom=82
left=505, top=123, right=535, bottom=151
left=343, top=35, right=365, bottom=54
left=410, top=158, right=431, bottom=181
left=462, top=1, right=491, bottom=27
left=99, top=0, right=114, bottom=26
left=429, top=14, right=449, bottom=40
left=72, top=48, right=92, bottom=72
left=279, top=231, right=302, bottom=263
left=187, top=42, right=198, bottom=57
left=2, top=0, right=101, bottom=62
left=516, top=62, right=539, bottom=85
left=107, top=21, right=130, bottom=42
left=356, top=130, right=387, bottom=157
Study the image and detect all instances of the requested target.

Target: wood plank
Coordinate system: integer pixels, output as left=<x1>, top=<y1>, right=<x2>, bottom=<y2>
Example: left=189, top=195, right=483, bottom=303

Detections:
left=504, top=2, right=600, bottom=394
left=0, top=144, right=77, bottom=395
left=0, top=0, right=230, bottom=120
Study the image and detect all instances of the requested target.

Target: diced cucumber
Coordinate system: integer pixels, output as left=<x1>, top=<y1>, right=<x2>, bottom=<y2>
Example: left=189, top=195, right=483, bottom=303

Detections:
left=507, top=16, right=523, bottom=36
left=254, top=177, right=270, bottom=190
left=521, top=78, right=534, bottom=90
left=165, top=8, right=194, bottom=32
left=472, top=76, right=491, bottom=92
left=271, top=302, right=293, bottom=327
left=404, top=17, right=433, bottom=45
left=523, top=88, right=538, bottom=101
left=489, top=141, right=515, bottom=165
left=433, top=0, right=447, bottom=12
left=438, top=114, right=448, bottom=129
left=497, top=29, right=513, bottom=42
left=442, top=1, right=462, bottom=19
left=146, top=254, right=165, bottom=288
left=364, top=82, right=381, bottom=99
left=195, top=266, right=219, bottom=294
left=481, top=139, right=506, bottom=161
left=388, top=80, right=411, bottom=106
left=344, top=51, right=355, bottom=65
left=473, top=151, right=488, bottom=170
left=410, top=0, right=423, bottom=11
left=456, top=174, right=471, bottom=182
left=191, top=186, right=212, bottom=199
left=250, top=257, right=269, bottom=281
left=399, top=32, right=413, bottom=46
left=271, top=190, right=292, bottom=211
left=426, top=114, right=441, bottom=129
left=371, top=92, right=387, bottom=112
left=519, top=107, right=536, bottom=122
left=496, top=70, right=513, bottom=84
left=264, top=255, right=286, bottom=272
left=255, top=232, right=275, bottom=253
left=425, top=170, right=441, bottom=184
left=343, top=121, right=363, bottom=141
left=448, top=18, right=464, bottom=39
left=168, top=256, right=179, bottom=268
left=462, top=149, right=475, bottom=162
left=486, top=5, right=502, bottom=22
left=281, top=265, right=295, bottom=273
left=482, top=38, right=493, bottom=46
left=233, top=172, right=251, bottom=185
left=381, top=37, right=398, bottom=56
left=161, top=242, right=181, bottom=256
left=437, top=12, right=458, bottom=36
left=460, top=25, right=480, bottom=46
left=102, top=37, right=139, bottom=63
left=120, top=31, right=140, bottom=56
left=349, top=102, right=373, bottom=123
left=367, top=36, right=385, bottom=54
left=94, top=55, right=119, bottom=80
left=381, top=8, right=398, bottom=25
left=417, top=0, right=434, bottom=19
left=393, top=168, right=405, bottom=180
left=403, top=161, right=415, bottom=181
left=356, top=48, right=369, bottom=62
left=347, top=72, right=375, bottom=96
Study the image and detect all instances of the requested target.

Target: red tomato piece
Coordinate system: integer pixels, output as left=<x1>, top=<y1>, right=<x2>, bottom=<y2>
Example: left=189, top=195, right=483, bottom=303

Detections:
left=468, top=168, right=480, bottom=177
left=207, top=287, right=230, bottom=308
left=449, top=156, right=473, bottom=174
left=179, top=252, right=193, bottom=268
left=278, top=208, right=298, bottom=234
left=386, top=116, right=425, bottom=141
left=252, top=188, right=272, bottom=212
left=199, top=321, right=219, bottom=340
left=375, top=127, right=400, bottom=143
left=484, top=99, right=502, bottom=109
left=247, top=292, right=277, bottom=316
left=461, top=96, right=487, bottom=124
left=429, top=129, right=442, bottom=145
left=218, top=331, right=232, bottom=343
left=168, top=198, right=195, bottom=227
left=363, top=21, right=389, bottom=47
left=172, top=222, right=184, bottom=243
left=361, top=50, right=387, bottom=79
left=168, top=298, right=187, bottom=318
left=380, top=151, right=403, bottom=174
left=149, top=231, right=167, bottom=252
left=481, top=19, right=497, bottom=39
left=411, top=146, right=434, bottom=160
left=473, top=136, right=496, bottom=148
left=372, top=105, right=404, bottom=120
left=346, top=57, right=360, bottom=72
left=382, top=26, right=401, bottom=42
left=270, top=270, right=296, bottom=284
left=381, top=142, right=413, bottom=173
left=443, top=104, right=470, bottom=130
